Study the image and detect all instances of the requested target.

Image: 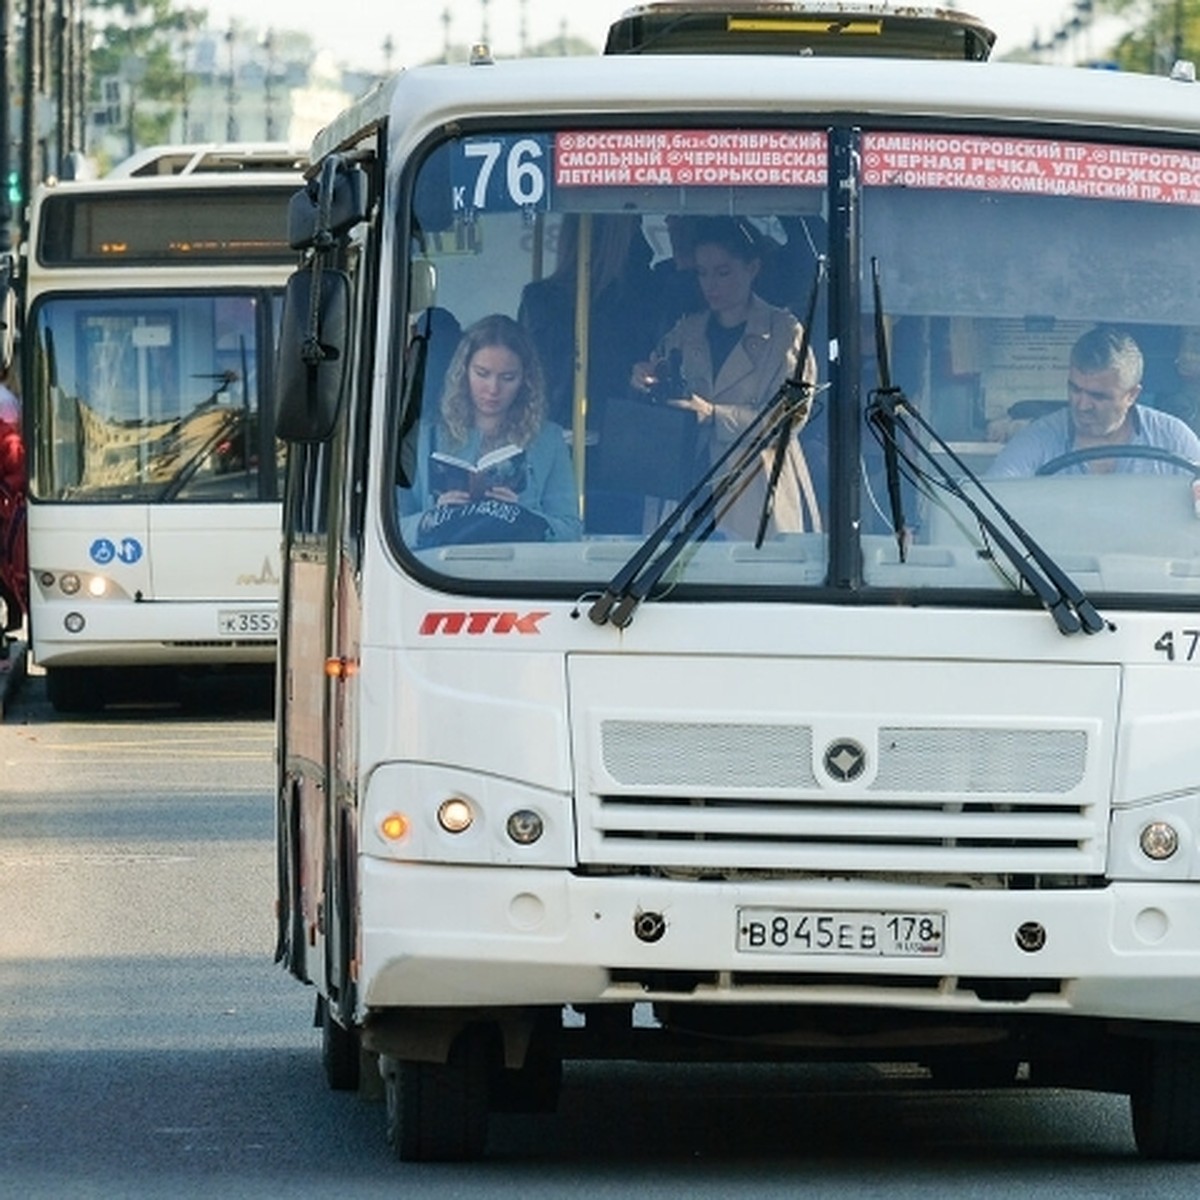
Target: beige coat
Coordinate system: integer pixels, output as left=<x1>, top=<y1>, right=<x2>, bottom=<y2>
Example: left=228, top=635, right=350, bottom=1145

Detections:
left=658, top=293, right=820, bottom=537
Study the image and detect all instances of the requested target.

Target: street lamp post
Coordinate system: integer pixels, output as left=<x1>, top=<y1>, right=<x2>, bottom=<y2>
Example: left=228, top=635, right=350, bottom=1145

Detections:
left=0, top=0, right=11, bottom=257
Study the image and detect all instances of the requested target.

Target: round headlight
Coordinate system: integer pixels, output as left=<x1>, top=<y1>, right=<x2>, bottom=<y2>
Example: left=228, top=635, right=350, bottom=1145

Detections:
left=437, top=797, right=474, bottom=834
left=60, top=573, right=81, bottom=595
left=1139, top=821, right=1180, bottom=861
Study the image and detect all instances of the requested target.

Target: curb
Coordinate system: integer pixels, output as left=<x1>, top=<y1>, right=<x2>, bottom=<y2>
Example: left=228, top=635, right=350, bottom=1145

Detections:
left=0, top=638, right=27, bottom=720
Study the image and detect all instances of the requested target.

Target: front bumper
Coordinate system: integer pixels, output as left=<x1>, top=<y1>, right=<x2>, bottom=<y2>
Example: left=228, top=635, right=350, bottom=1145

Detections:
left=359, top=862, right=1200, bottom=1024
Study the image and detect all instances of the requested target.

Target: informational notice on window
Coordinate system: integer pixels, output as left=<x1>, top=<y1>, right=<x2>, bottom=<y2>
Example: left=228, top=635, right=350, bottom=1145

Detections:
left=554, top=130, right=828, bottom=187
left=863, top=133, right=1200, bottom=206
left=549, top=129, right=1200, bottom=205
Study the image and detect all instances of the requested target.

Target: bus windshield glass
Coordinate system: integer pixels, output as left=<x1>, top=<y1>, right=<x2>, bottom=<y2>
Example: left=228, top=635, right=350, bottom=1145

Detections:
left=394, top=124, right=1200, bottom=606
left=29, top=291, right=282, bottom=503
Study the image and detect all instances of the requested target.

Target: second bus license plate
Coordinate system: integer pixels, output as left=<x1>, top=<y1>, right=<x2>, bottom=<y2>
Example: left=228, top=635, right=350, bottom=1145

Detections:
left=737, top=908, right=945, bottom=957
left=218, top=609, right=279, bottom=637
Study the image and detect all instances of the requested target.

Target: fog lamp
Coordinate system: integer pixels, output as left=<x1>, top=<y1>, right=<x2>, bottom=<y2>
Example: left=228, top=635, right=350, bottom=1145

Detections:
left=1140, top=821, right=1180, bottom=861
left=437, top=797, right=474, bottom=834
left=506, top=809, right=544, bottom=845
left=64, top=611, right=85, bottom=634
left=380, top=812, right=410, bottom=841
left=60, top=572, right=81, bottom=595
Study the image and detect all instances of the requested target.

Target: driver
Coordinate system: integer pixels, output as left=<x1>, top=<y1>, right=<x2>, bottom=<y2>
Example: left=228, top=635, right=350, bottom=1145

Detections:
left=987, top=325, right=1200, bottom=477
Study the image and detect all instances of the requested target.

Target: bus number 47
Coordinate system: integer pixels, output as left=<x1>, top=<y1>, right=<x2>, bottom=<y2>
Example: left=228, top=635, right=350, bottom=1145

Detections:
left=1154, top=630, right=1200, bottom=661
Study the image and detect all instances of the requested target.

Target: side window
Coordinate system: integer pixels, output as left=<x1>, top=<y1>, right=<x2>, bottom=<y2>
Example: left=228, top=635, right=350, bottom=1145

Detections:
left=287, top=441, right=332, bottom=540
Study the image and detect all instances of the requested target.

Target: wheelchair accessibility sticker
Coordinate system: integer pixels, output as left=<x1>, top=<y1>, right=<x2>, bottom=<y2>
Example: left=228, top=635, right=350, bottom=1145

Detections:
left=90, top=537, right=143, bottom=566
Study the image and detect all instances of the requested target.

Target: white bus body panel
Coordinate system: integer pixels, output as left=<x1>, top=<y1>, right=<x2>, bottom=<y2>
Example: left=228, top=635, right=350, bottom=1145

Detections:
left=29, top=501, right=279, bottom=667
left=351, top=563, right=1200, bottom=1023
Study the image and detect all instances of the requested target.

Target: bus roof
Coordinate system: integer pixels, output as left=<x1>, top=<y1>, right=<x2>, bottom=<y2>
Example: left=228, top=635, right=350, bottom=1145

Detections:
left=105, top=142, right=308, bottom=179
left=312, top=55, right=1200, bottom=164
left=603, top=2, right=996, bottom=60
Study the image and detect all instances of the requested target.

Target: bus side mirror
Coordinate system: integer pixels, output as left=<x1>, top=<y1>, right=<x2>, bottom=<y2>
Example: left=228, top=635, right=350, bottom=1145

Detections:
left=0, top=268, right=15, bottom=372
left=287, top=166, right=368, bottom=250
left=275, top=268, right=350, bottom=443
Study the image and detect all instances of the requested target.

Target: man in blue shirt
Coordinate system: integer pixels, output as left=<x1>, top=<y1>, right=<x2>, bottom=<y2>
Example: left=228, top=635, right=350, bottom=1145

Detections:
left=988, top=325, right=1200, bottom=477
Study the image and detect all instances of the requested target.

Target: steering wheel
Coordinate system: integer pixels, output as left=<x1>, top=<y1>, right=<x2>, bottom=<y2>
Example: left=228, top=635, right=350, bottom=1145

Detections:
left=1035, top=444, right=1200, bottom=476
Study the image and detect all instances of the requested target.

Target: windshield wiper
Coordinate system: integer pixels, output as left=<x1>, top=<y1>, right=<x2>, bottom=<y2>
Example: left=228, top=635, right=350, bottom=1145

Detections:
left=866, top=261, right=1107, bottom=637
left=754, top=256, right=825, bottom=548
left=866, top=258, right=909, bottom=563
left=589, top=264, right=825, bottom=629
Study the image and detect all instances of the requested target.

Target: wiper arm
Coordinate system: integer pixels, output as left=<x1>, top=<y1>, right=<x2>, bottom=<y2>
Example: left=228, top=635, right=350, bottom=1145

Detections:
left=865, top=258, right=909, bottom=562
left=590, top=263, right=824, bottom=627
left=589, top=394, right=804, bottom=627
left=867, top=263, right=1105, bottom=637
left=877, top=395, right=1106, bottom=635
left=754, top=256, right=825, bottom=548
left=589, top=269, right=823, bottom=629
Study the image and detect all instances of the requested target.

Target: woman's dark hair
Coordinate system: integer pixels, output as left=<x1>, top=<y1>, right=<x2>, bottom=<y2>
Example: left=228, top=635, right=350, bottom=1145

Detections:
left=690, top=216, right=763, bottom=264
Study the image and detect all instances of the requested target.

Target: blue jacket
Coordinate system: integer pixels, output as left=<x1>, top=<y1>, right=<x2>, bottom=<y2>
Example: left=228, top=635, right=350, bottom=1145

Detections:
left=398, top=420, right=582, bottom=544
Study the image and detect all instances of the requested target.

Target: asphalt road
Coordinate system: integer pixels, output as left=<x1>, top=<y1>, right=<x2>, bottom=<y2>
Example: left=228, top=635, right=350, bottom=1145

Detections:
left=2, top=667, right=1199, bottom=1198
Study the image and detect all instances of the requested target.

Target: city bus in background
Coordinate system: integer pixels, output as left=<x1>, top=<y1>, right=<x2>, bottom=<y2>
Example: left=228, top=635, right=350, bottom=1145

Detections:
left=21, top=143, right=303, bottom=712
left=603, top=0, right=995, bottom=58
left=273, top=1, right=1200, bottom=1163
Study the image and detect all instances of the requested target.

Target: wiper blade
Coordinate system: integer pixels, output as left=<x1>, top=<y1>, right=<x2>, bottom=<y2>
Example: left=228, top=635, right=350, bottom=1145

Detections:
left=865, top=258, right=909, bottom=562
left=589, top=265, right=825, bottom=628
left=882, top=398, right=1106, bottom=634
left=754, top=256, right=825, bottom=548
left=867, top=263, right=1105, bottom=637
left=589, top=394, right=803, bottom=627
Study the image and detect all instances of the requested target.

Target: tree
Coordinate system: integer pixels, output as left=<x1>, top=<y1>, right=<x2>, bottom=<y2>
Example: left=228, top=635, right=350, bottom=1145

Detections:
left=1099, top=0, right=1200, bottom=73
left=88, top=0, right=206, bottom=150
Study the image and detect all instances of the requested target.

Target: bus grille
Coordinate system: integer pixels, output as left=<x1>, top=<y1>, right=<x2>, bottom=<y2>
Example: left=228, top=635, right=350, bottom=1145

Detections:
left=583, top=719, right=1099, bottom=875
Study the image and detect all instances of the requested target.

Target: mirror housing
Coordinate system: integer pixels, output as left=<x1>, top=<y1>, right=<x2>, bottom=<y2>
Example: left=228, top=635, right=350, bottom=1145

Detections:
left=275, top=268, right=350, bottom=443
left=0, top=286, right=15, bottom=374
left=287, top=164, right=369, bottom=250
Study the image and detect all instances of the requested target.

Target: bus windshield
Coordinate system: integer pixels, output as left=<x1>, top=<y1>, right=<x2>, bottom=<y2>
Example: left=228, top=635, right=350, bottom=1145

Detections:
left=29, top=291, right=282, bottom=503
left=393, top=124, right=1200, bottom=607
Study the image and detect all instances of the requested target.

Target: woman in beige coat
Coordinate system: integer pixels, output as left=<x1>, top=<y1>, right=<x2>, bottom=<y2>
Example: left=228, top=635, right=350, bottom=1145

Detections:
left=631, top=216, right=820, bottom=538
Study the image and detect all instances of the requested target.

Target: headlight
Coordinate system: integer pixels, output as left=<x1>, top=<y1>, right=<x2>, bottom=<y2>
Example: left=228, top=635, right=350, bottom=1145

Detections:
left=437, top=797, right=475, bottom=834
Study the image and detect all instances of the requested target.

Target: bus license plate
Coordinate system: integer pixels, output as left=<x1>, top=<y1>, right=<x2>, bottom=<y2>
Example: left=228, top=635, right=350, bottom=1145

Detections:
left=218, top=609, right=279, bottom=637
left=737, top=908, right=945, bottom=957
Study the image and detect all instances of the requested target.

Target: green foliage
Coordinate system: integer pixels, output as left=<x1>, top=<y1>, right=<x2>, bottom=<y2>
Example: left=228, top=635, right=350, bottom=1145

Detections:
left=1099, top=0, right=1200, bottom=73
left=87, top=0, right=207, bottom=147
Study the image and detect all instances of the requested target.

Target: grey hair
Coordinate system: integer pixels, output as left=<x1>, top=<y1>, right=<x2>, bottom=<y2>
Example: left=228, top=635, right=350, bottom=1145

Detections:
left=1070, top=326, right=1143, bottom=390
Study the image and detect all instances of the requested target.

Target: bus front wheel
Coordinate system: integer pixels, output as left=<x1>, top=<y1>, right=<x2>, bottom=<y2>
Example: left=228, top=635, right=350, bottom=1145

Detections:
left=381, top=1026, right=493, bottom=1162
left=45, top=666, right=106, bottom=714
left=1131, top=1038, right=1200, bottom=1160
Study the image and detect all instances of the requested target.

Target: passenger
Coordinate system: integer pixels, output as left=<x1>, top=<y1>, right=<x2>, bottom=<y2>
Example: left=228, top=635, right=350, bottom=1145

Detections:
left=518, top=213, right=656, bottom=431
left=988, top=325, right=1200, bottom=477
left=519, top=213, right=657, bottom=532
left=629, top=216, right=821, bottom=537
left=1148, top=325, right=1200, bottom=434
left=398, top=314, right=581, bottom=546
left=647, top=214, right=705, bottom=340
left=0, top=365, right=25, bottom=632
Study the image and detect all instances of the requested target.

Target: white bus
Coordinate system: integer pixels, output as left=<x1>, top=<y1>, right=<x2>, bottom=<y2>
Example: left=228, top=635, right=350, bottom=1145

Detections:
left=274, top=5, right=1200, bottom=1162
left=21, top=143, right=303, bottom=712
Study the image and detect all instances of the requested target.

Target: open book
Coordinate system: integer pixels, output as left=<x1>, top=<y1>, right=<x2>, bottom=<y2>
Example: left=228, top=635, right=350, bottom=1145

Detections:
left=429, top=443, right=528, bottom=500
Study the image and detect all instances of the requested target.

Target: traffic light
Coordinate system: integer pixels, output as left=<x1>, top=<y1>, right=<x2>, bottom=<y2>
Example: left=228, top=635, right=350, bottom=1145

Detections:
left=5, top=171, right=18, bottom=207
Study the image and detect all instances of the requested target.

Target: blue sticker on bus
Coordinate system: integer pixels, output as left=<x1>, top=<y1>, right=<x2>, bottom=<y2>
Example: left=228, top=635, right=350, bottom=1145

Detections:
left=89, top=536, right=143, bottom=566
left=450, top=136, right=552, bottom=214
